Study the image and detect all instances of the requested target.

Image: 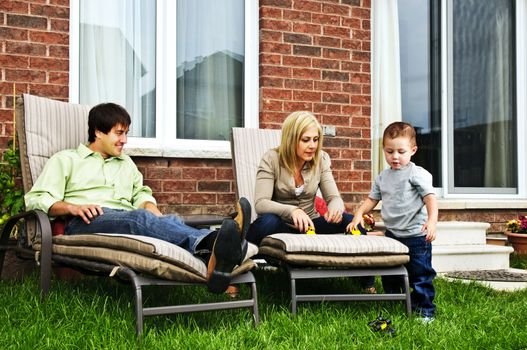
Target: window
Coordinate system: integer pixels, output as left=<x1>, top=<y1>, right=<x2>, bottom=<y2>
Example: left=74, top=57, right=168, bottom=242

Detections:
left=69, top=0, right=259, bottom=158
left=373, top=0, right=526, bottom=198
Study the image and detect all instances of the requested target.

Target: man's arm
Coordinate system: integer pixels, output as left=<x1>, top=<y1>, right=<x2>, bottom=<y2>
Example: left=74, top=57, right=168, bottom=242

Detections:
left=48, top=201, right=103, bottom=224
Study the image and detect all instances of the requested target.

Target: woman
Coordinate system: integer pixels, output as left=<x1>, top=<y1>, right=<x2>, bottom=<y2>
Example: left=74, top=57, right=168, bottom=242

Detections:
left=247, top=111, right=367, bottom=245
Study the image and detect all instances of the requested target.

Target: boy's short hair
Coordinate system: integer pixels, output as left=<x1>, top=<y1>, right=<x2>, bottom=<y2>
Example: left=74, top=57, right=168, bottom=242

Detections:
left=88, top=103, right=131, bottom=142
left=383, top=122, right=417, bottom=147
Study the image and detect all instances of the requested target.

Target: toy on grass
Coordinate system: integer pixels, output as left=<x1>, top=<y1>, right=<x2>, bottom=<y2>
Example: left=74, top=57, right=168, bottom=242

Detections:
left=368, top=314, right=395, bottom=335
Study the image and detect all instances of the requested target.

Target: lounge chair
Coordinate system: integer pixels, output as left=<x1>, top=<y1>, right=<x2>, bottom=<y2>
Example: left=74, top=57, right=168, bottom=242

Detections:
left=0, top=94, right=260, bottom=335
left=230, top=127, right=411, bottom=315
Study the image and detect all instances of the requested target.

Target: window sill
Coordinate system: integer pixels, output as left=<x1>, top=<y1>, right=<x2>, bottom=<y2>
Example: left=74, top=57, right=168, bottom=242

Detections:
left=374, top=199, right=527, bottom=210
left=124, top=147, right=231, bottom=159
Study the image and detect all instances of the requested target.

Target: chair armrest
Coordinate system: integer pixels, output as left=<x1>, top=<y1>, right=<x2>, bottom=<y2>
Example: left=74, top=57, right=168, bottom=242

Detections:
left=181, top=214, right=225, bottom=227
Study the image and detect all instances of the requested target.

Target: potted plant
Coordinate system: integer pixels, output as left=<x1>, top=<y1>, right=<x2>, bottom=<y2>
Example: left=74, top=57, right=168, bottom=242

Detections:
left=504, top=216, right=527, bottom=254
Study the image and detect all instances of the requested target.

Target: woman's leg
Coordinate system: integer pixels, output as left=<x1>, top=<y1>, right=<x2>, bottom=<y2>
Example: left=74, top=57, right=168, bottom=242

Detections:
left=246, top=213, right=291, bottom=245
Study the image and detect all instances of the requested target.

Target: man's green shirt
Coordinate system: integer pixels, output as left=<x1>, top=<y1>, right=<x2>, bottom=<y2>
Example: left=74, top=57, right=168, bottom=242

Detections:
left=25, top=144, right=156, bottom=214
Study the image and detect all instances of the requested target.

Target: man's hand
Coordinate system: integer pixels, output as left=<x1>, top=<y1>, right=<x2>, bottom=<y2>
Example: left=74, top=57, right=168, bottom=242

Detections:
left=68, top=204, right=104, bottom=224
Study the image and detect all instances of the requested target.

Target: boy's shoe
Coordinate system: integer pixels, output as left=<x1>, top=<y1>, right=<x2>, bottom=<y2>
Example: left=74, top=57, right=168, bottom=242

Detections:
left=417, top=316, right=435, bottom=324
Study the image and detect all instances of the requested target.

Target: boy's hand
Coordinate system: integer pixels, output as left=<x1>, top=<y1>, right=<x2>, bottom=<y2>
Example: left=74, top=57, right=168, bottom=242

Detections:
left=422, top=221, right=437, bottom=242
left=346, top=216, right=363, bottom=234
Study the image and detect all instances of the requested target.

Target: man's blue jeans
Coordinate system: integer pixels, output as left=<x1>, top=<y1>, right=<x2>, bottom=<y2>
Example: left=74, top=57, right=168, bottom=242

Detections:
left=382, top=230, right=437, bottom=317
left=65, top=208, right=212, bottom=254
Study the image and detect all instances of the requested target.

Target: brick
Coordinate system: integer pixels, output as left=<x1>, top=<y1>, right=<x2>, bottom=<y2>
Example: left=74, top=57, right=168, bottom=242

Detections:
left=323, top=26, right=350, bottom=38
left=313, top=58, right=340, bottom=69
left=350, top=95, right=370, bottom=105
left=331, top=159, right=352, bottom=170
left=51, top=18, right=68, bottom=32
left=351, top=7, right=370, bottom=19
left=28, top=83, right=68, bottom=98
left=260, top=0, right=293, bottom=8
left=341, top=61, right=361, bottom=71
left=0, top=1, right=29, bottom=14
left=30, top=57, right=69, bottom=71
left=30, top=4, right=69, bottom=19
left=260, top=112, right=288, bottom=124
left=322, top=3, right=349, bottom=16
left=323, top=48, right=349, bottom=60
left=323, top=136, right=349, bottom=148
left=163, top=180, right=196, bottom=192
left=154, top=193, right=182, bottom=205
left=217, top=193, right=236, bottom=205
left=216, top=168, right=234, bottom=180
left=261, top=41, right=292, bottom=54
left=259, top=53, right=281, bottom=65
left=293, top=45, right=321, bottom=57
left=293, top=23, right=321, bottom=35
left=283, top=55, right=311, bottom=67
left=351, top=72, right=370, bottom=83
left=260, top=76, right=284, bottom=88
left=262, top=99, right=284, bottom=111
left=362, top=19, right=370, bottom=30
left=197, top=181, right=230, bottom=192
left=293, top=1, right=321, bottom=12
left=352, top=29, right=370, bottom=41
left=284, top=33, right=312, bottom=44
left=5, top=41, right=46, bottom=55
left=312, top=13, right=340, bottom=25
left=350, top=138, right=370, bottom=149
left=284, top=101, right=313, bottom=111
left=341, top=0, right=360, bottom=6
left=146, top=167, right=181, bottom=179
left=260, top=7, right=283, bottom=19
left=260, top=30, right=283, bottom=42
left=352, top=50, right=370, bottom=62
left=50, top=0, right=70, bottom=5
left=7, top=14, right=47, bottom=29
left=283, top=10, right=312, bottom=22
left=322, top=92, right=349, bottom=104
left=314, top=103, right=341, bottom=114
left=5, top=68, right=46, bottom=83
left=284, top=78, right=314, bottom=90
left=353, top=181, right=371, bottom=192
left=322, top=70, right=349, bottom=82
left=324, top=115, right=352, bottom=126
left=315, top=81, right=342, bottom=91
left=0, top=27, right=28, bottom=40
left=260, top=65, right=292, bottom=77
left=0, top=54, right=30, bottom=68
left=182, top=193, right=217, bottom=205
left=315, top=36, right=341, bottom=48
left=260, top=18, right=291, bottom=31
left=49, top=45, right=68, bottom=58
left=143, top=179, right=162, bottom=192
left=342, top=38, right=362, bottom=50
left=342, top=17, right=361, bottom=29
left=182, top=168, right=215, bottom=179
left=261, top=88, right=292, bottom=100
left=292, top=67, right=320, bottom=79
left=29, top=31, right=69, bottom=45
left=342, top=83, right=361, bottom=93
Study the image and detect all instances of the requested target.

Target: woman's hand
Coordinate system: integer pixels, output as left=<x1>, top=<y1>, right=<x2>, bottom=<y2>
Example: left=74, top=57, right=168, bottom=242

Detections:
left=291, top=208, right=314, bottom=233
left=324, top=209, right=343, bottom=224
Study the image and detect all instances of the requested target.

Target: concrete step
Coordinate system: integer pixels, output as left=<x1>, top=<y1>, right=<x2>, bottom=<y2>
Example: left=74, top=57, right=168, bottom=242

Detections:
left=433, top=244, right=513, bottom=273
left=432, top=221, right=489, bottom=246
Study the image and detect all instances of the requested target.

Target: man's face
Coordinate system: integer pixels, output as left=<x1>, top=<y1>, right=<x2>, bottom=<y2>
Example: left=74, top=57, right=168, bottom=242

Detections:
left=94, top=124, right=129, bottom=158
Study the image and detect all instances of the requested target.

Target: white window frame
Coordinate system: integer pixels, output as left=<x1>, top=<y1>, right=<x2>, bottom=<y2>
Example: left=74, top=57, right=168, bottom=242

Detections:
left=69, top=0, right=259, bottom=159
left=440, top=0, right=527, bottom=199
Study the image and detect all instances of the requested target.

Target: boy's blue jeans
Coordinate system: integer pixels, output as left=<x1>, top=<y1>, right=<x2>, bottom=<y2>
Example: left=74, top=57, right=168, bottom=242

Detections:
left=65, top=208, right=212, bottom=254
left=247, top=212, right=374, bottom=288
left=382, top=230, right=436, bottom=317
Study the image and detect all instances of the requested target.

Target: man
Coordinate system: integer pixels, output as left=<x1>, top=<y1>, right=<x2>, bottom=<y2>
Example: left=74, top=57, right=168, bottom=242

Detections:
left=25, top=102, right=250, bottom=294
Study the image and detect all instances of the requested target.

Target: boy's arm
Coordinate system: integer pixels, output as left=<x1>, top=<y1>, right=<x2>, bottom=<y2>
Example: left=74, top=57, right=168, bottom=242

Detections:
left=422, top=193, right=438, bottom=242
left=346, top=197, right=379, bottom=233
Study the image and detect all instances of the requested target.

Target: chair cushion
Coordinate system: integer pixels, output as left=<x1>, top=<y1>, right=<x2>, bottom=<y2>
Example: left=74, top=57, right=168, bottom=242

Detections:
left=35, top=233, right=258, bottom=282
left=260, top=234, right=409, bottom=255
left=258, top=234, right=410, bottom=267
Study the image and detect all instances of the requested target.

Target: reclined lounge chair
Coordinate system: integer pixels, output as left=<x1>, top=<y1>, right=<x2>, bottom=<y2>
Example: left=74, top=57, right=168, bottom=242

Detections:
left=230, top=127, right=411, bottom=315
left=0, top=94, right=260, bottom=335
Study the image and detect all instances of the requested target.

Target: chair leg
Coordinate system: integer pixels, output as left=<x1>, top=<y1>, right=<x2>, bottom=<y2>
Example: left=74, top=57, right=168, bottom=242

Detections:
left=290, top=277, right=297, bottom=315
left=251, top=280, right=260, bottom=325
left=403, top=272, right=412, bottom=316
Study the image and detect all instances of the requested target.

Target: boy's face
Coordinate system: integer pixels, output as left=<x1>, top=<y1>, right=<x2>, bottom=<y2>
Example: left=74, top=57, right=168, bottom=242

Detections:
left=92, top=123, right=129, bottom=158
left=383, top=136, right=417, bottom=169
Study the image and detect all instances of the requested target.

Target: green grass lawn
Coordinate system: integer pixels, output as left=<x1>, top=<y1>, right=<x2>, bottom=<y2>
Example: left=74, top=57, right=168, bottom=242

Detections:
left=1, top=257, right=527, bottom=349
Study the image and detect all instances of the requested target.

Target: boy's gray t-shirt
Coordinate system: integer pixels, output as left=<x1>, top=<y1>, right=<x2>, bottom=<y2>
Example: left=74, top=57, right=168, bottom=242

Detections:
left=370, top=162, right=435, bottom=238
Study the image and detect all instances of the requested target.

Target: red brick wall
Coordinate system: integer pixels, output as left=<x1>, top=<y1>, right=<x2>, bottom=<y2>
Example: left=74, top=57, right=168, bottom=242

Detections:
left=259, top=0, right=372, bottom=208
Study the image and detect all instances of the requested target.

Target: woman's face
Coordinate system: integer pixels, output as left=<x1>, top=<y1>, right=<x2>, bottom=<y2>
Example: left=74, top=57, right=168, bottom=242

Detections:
left=296, top=125, right=319, bottom=164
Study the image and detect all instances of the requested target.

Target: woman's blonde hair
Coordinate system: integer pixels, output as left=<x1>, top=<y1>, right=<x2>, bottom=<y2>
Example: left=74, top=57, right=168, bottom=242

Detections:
left=278, top=111, right=323, bottom=175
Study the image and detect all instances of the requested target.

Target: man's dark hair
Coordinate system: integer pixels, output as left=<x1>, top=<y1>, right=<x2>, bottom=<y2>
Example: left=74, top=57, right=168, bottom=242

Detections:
left=88, top=103, right=131, bottom=142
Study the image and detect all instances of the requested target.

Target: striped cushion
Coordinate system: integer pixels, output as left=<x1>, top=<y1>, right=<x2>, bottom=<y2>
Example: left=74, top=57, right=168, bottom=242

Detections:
left=260, top=234, right=409, bottom=256
left=230, top=128, right=281, bottom=222
left=22, top=94, right=90, bottom=185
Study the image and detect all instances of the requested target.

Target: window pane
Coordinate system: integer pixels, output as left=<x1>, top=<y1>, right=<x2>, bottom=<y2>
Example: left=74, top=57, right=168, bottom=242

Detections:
left=176, top=0, right=244, bottom=140
left=452, top=0, right=516, bottom=189
left=79, top=0, right=156, bottom=138
left=398, top=0, right=442, bottom=187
